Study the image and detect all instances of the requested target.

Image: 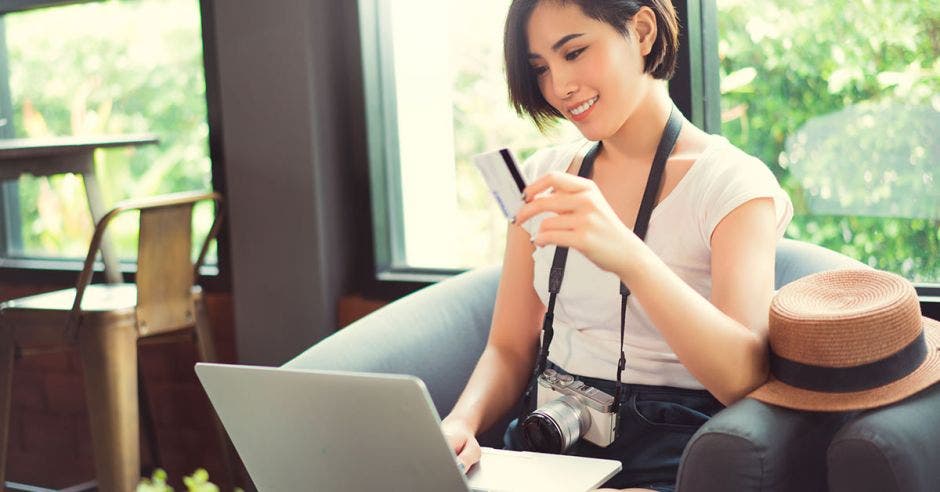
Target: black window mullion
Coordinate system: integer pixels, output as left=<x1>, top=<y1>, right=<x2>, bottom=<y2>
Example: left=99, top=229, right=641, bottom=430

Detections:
left=198, top=0, right=230, bottom=290
left=0, top=16, right=21, bottom=259
left=358, top=0, right=407, bottom=274
left=0, top=19, right=12, bottom=140
left=670, top=0, right=721, bottom=133
left=697, top=0, right=721, bottom=133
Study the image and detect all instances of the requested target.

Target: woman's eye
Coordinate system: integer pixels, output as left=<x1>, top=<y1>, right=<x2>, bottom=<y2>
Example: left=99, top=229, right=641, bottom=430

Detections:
left=565, top=47, right=586, bottom=61
left=532, top=66, right=548, bottom=76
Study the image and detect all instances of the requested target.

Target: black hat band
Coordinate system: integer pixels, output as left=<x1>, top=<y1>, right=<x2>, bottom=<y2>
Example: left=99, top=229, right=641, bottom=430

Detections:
left=770, top=330, right=927, bottom=393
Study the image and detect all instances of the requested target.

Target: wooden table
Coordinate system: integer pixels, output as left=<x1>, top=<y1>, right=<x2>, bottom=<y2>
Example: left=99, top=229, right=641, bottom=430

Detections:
left=0, top=134, right=159, bottom=283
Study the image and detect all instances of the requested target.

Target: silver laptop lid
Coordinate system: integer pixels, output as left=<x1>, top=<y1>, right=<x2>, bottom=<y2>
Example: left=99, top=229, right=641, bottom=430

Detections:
left=195, top=363, right=469, bottom=492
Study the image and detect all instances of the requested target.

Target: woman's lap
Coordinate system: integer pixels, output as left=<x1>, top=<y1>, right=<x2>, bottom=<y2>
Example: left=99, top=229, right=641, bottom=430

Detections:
left=504, top=363, right=723, bottom=491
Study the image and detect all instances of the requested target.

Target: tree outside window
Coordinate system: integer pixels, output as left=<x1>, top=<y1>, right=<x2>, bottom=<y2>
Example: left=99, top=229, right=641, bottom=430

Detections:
left=718, top=0, right=939, bottom=282
left=1, top=0, right=214, bottom=264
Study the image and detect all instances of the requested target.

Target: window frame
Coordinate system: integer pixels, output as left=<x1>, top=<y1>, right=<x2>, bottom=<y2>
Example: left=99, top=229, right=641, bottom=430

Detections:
left=356, top=0, right=940, bottom=302
left=357, top=0, right=464, bottom=284
left=357, top=0, right=717, bottom=283
left=0, top=0, right=85, bottom=15
left=0, top=16, right=19, bottom=261
left=357, top=0, right=717, bottom=287
left=0, top=0, right=229, bottom=291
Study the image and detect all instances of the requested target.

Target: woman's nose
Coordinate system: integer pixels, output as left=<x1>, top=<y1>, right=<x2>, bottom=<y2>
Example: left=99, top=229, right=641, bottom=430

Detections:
left=551, top=66, right=577, bottom=100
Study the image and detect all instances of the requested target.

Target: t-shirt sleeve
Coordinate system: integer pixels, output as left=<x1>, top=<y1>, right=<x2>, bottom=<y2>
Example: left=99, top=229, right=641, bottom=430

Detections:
left=700, top=151, right=794, bottom=248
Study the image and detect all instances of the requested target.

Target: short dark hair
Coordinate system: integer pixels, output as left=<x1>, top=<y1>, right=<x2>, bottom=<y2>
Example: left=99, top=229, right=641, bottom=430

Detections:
left=504, top=0, right=680, bottom=130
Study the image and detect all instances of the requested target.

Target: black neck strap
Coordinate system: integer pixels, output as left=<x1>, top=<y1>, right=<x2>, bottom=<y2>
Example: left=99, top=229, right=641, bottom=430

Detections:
left=522, top=106, right=683, bottom=418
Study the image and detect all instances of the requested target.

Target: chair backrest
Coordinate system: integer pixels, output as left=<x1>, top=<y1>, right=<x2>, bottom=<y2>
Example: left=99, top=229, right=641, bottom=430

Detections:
left=67, top=191, right=222, bottom=339
left=774, top=238, right=868, bottom=289
left=137, top=197, right=199, bottom=335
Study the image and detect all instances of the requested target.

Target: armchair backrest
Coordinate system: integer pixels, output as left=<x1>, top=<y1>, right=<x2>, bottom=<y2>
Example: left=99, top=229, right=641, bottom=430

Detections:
left=775, top=238, right=867, bottom=288
left=284, top=237, right=870, bottom=450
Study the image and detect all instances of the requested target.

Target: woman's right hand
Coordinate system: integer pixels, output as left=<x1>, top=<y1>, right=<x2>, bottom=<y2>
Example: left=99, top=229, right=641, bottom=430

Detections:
left=441, top=418, right=482, bottom=474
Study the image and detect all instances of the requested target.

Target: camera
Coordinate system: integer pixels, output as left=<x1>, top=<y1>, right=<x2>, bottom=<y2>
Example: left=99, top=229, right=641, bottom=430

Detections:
left=520, top=369, right=617, bottom=454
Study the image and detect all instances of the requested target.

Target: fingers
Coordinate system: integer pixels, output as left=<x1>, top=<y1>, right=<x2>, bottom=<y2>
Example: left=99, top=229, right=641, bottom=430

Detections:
left=443, top=432, right=464, bottom=454
left=516, top=172, right=597, bottom=225
left=456, top=436, right=482, bottom=474
left=532, top=229, right=578, bottom=248
left=523, top=171, right=593, bottom=200
left=441, top=421, right=481, bottom=474
left=537, top=213, right=579, bottom=233
left=514, top=191, right=584, bottom=225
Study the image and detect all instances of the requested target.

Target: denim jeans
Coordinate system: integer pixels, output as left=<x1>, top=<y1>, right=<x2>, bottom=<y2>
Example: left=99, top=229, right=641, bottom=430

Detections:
left=504, top=363, right=724, bottom=492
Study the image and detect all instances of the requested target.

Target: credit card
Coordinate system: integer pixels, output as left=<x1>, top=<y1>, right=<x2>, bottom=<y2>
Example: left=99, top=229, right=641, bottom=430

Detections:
left=473, top=148, right=526, bottom=220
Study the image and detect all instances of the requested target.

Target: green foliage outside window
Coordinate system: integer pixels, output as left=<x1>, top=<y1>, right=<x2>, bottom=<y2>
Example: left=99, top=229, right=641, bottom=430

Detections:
left=446, top=0, right=938, bottom=282
left=4, top=0, right=937, bottom=283
left=718, top=0, right=940, bottom=282
left=4, top=0, right=213, bottom=261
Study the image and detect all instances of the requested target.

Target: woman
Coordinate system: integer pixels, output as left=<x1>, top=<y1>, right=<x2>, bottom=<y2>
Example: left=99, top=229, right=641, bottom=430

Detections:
left=441, top=0, right=793, bottom=490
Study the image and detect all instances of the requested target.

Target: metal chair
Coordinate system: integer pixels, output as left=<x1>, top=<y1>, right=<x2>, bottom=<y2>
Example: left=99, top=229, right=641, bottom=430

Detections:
left=0, top=191, right=232, bottom=491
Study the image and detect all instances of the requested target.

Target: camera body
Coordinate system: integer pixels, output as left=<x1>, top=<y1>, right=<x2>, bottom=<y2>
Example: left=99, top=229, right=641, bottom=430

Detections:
left=524, top=369, right=617, bottom=452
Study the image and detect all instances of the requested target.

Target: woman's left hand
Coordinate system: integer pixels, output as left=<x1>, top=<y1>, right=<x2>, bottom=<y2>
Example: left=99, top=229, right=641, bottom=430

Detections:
left=515, top=171, right=646, bottom=278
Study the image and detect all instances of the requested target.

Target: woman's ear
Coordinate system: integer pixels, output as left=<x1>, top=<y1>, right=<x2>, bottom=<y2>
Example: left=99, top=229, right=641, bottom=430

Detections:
left=633, top=6, right=658, bottom=57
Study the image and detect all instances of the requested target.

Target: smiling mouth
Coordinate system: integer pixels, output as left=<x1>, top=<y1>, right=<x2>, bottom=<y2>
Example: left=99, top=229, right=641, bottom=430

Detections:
left=569, top=96, right=599, bottom=116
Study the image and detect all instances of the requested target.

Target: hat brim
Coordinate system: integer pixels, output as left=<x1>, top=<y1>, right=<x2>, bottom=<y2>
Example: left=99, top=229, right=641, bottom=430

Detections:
left=747, top=317, right=940, bottom=412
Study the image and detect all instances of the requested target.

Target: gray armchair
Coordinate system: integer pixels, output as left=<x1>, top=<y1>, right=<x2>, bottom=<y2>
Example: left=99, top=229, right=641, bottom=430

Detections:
left=284, top=239, right=940, bottom=491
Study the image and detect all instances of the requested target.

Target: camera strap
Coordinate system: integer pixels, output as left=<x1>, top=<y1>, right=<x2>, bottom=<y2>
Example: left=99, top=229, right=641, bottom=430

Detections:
left=520, top=106, right=682, bottom=419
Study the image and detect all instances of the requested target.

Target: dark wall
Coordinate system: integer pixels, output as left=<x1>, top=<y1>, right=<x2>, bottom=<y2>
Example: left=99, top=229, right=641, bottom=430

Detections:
left=209, top=0, right=367, bottom=365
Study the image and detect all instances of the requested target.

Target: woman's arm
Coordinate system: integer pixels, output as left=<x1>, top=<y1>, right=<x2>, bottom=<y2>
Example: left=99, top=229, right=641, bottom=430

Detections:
left=617, top=198, right=776, bottom=405
left=441, top=221, right=546, bottom=456
left=515, top=172, right=778, bottom=406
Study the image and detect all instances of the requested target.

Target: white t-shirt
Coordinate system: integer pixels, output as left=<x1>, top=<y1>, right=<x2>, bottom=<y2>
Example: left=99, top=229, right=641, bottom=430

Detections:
left=519, top=135, right=794, bottom=389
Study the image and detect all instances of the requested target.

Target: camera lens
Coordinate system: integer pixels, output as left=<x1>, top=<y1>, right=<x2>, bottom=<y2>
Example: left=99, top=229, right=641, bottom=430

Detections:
left=520, top=395, right=590, bottom=454
left=521, top=415, right=564, bottom=452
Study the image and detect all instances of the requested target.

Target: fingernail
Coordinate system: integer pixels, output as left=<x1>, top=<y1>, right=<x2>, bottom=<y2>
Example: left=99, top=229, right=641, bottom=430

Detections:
left=457, top=461, right=466, bottom=473
left=529, top=237, right=535, bottom=244
left=510, top=215, right=516, bottom=224
left=522, top=192, right=528, bottom=201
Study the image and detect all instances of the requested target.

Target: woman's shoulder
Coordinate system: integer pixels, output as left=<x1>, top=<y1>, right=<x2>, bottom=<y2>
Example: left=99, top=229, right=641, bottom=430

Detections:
left=691, top=134, right=794, bottom=241
left=520, top=139, right=590, bottom=183
left=695, top=135, right=777, bottom=184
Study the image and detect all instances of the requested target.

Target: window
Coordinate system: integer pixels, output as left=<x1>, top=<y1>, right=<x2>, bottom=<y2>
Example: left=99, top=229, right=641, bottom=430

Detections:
left=360, top=0, right=579, bottom=275
left=365, top=0, right=939, bottom=288
left=0, top=0, right=215, bottom=271
left=716, top=0, right=939, bottom=284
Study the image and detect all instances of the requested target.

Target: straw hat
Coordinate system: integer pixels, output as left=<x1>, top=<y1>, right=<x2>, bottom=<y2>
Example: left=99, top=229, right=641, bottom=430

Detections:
left=748, top=269, right=940, bottom=412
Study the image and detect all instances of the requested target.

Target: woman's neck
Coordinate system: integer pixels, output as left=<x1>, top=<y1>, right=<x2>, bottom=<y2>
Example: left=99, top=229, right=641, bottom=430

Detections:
left=600, top=81, right=675, bottom=166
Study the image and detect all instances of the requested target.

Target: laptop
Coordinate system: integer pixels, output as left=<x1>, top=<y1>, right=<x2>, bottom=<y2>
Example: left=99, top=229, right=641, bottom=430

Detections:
left=195, top=363, right=621, bottom=492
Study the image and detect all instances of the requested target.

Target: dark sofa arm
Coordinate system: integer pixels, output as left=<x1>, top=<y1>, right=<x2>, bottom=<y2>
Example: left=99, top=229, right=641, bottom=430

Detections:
left=676, top=399, right=856, bottom=492
left=676, top=239, right=866, bottom=492
left=827, top=383, right=940, bottom=492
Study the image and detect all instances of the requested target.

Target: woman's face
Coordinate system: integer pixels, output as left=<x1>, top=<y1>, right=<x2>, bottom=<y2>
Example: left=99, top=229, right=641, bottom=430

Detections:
left=525, top=1, right=652, bottom=140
